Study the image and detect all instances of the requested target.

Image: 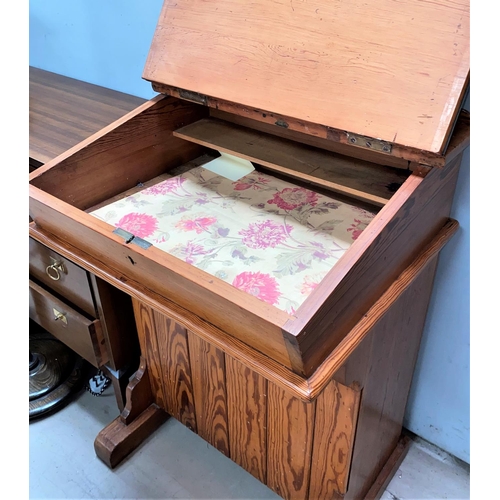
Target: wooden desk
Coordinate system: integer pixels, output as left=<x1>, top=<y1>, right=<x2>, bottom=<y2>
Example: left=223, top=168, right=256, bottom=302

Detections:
left=29, top=66, right=145, bottom=169
left=29, top=67, right=144, bottom=415
left=28, top=14, right=468, bottom=491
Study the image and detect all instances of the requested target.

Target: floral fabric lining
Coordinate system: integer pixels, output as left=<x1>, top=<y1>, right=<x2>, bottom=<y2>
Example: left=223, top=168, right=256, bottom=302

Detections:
left=90, top=166, right=376, bottom=314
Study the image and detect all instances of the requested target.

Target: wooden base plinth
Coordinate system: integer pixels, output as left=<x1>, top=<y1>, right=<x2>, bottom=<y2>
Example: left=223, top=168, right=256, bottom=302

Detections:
left=364, top=434, right=412, bottom=500
left=94, top=403, right=169, bottom=469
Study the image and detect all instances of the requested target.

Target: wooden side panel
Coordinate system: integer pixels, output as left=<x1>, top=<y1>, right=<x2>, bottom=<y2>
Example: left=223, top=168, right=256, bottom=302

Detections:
left=344, top=257, right=440, bottom=499
left=309, top=380, right=361, bottom=497
left=30, top=96, right=207, bottom=210
left=188, top=332, right=230, bottom=456
left=153, top=309, right=197, bottom=432
left=266, top=383, right=315, bottom=500
left=288, top=153, right=463, bottom=376
left=91, top=274, right=139, bottom=371
left=132, top=299, right=167, bottom=409
left=225, top=356, right=268, bottom=483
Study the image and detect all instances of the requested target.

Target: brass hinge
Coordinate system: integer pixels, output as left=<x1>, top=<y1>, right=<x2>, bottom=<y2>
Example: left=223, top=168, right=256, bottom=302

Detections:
left=113, top=228, right=152, bottom=249
left=346, top=133, right=393, bottom=154
left=178, top=89, right=208, bottom=106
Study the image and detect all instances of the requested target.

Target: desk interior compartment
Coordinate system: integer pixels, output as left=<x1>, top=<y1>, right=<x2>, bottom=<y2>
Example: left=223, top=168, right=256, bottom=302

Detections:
left=29, top=95, right=465, bottom=376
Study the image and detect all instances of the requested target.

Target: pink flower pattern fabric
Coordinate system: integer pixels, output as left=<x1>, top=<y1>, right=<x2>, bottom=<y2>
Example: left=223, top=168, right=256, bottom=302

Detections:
left=232, top=271, right=281, bottom=306
left=91, top=166, right=376, bottom=314
left=116, top=213, right=158, bottom=238
left=239, top=220, right=292, bottom=249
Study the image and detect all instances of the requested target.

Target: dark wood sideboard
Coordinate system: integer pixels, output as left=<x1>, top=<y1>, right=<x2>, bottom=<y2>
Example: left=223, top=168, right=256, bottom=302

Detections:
left=29, top=67, right=144, bottom=411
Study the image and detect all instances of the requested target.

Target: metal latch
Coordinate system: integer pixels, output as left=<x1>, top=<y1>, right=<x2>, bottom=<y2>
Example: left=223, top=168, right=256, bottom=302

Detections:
left=346, top=133, right=393, bottom=153
left=113, top=228, right=152, bottom=249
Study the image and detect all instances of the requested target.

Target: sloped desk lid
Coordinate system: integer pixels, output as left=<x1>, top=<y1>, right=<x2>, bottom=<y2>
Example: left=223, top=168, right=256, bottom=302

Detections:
left=143, top=0, right=469, bottom=156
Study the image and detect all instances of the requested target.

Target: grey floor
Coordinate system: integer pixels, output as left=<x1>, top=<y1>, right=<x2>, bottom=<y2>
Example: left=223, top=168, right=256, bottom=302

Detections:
left=29, top=382, right=470, bottom=500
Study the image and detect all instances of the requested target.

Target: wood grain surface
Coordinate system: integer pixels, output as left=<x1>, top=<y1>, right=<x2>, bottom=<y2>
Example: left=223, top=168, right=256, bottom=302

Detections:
left=343, top=259, right=440, bottom=499
left=309, top=380, right=361, bottom=497
left=266, top=383, right=315, bottom=499
left=188, top=333, right=230, bottom=456
left=173, top=118, right=409, bottom=206
left=209, top=108, right=470, bottom=171
left=29, top=217, right=458, bottom=404
left=226, top=355, right=268, bottom=483
left=28, top=279, right=106, bottom=368
left=132, top=300, right=167, bottom=409
left=209, top=108, right=411, bottom=170
left=90, top=274, right=139, bottom=372
left=120, top=357, right=154, bottom=425
left=364, top=434, right=412, bottom=500
left=30, top=67, right=145, bottom=165
left=285, top=153, right=463, bottom=375
left=29, top=236, right=95, bottom=317
left=153, top=310, right=197, bottom=432
left=128, top=301, right=376, bottom=499
left=94, top=403, right=168, bottom=469
left=156, top=84, right=470, bottom=167
left=30, top=96, right=207, bottom=211
left=144, top=0, right=469, bottom=153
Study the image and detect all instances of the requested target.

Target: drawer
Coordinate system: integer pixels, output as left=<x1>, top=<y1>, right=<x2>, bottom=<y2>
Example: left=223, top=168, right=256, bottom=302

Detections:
left=29, top=237, right=95, bottom=317
left=29, top=279, right=108, bottom=368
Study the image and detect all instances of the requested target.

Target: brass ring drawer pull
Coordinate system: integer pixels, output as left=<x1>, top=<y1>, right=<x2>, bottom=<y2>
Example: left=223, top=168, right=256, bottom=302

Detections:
left=45, top=258, right=66, bottom=281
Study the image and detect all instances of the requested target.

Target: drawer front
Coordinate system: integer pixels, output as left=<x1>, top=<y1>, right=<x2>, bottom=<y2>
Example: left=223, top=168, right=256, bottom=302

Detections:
left=29, top=237, right=95, bottom=317
left=29, top=279, right=108, bottom=368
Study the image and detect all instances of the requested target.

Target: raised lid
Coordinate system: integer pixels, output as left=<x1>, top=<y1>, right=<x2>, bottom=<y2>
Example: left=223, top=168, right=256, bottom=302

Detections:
left=143, top=0, right=469, bottom=155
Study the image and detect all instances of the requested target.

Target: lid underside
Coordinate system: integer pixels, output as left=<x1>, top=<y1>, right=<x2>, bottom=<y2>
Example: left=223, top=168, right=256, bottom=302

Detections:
left=143, top=0, right=470, bottom=155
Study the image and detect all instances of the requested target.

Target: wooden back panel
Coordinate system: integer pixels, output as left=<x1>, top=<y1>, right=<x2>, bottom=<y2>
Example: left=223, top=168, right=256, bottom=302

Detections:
left=288, top=154, right=463, bottom=375
left=144, top=0, right=469, bottom=154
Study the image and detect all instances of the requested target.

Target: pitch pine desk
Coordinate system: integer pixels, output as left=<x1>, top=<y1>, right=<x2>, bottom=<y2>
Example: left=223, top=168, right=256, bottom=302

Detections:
left=29, top=1, right=470, bottom=497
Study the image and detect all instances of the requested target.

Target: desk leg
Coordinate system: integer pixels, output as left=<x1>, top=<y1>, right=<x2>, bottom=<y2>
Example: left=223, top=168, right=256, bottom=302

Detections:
left=101, top=363, right=139, bottom=413
left=94, top=357, right=168, bottom=469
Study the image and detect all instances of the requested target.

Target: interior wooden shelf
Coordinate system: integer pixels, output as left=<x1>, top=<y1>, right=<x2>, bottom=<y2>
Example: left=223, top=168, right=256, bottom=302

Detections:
left=173, top=118, right=410, bottom=207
